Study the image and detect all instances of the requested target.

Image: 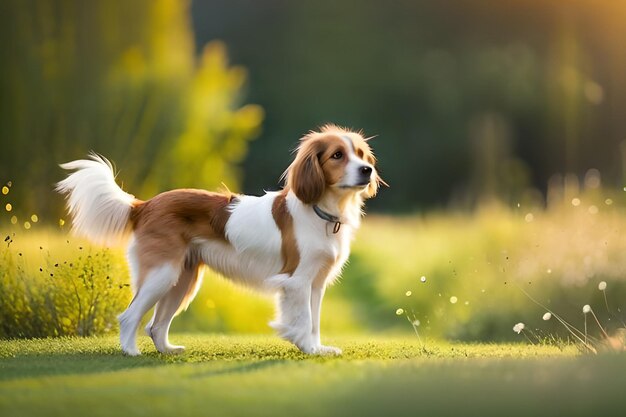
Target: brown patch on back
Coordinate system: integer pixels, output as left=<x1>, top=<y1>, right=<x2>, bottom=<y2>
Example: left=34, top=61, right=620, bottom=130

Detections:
left=272, top=191, right=300, bottom=275
left=129, top=189, right=237, bottom=287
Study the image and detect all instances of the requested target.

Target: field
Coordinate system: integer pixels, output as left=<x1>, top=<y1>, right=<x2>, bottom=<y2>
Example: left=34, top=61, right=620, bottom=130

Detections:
left=3, top=191, right=626, bottom=342
left=3, top=334, right=625, bottom=417
left=2, top=191, right=626, bottom=416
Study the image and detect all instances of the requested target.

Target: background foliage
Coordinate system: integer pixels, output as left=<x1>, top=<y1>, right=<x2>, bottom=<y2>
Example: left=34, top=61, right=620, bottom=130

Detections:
left=192, top=0, right=626, bottom=210
left=1, top=0, right=625, bottom=341
left=0, top=0, right=262, bottom=218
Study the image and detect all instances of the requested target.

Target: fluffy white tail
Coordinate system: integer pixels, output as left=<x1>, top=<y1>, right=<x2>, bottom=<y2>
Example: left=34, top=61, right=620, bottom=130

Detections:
left=56, top=153, right=136, bottom=246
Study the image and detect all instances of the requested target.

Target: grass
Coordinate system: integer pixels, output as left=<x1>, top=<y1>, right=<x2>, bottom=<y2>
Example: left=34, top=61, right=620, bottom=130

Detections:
left=2, top=334, right=625, bottom=416
left=4, top=195, right=626, bottom=342
left=3, top=186, right=626, bottom=415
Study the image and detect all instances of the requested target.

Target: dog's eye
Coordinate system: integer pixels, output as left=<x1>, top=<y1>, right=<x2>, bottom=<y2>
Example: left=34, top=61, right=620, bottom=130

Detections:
left=331, top=151, right=343, bottom=160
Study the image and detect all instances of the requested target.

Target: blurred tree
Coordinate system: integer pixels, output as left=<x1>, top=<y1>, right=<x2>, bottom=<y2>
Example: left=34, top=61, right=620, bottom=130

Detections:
left=0, top=0, right=262, bottom=218
left=192, top=0, right=626, bottom=211
left=143, top=42, right=263, bottom=196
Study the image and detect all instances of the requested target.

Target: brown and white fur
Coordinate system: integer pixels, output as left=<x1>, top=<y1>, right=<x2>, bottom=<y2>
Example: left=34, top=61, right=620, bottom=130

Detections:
left=56, top=125, right=382, bottom=355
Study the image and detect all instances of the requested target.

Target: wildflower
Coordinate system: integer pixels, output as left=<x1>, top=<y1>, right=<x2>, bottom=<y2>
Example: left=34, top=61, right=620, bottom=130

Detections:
left=598, top=281, right=607, bottom=291
left=513, top=323, right=525, bottom=334
left=543, top=312, right=552, bottom=321
left=395, top=308, right=404, bottom=316
left=583, top=305, right=591, bottom=314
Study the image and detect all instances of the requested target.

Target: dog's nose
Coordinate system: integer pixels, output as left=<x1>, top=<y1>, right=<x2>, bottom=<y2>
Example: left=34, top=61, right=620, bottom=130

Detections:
left=360, top=166, right=372, bottom=176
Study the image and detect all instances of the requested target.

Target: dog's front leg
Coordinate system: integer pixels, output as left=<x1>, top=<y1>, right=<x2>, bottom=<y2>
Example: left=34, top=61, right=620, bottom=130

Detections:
left=269, top=276, right=315, bottom=353
left=310, top=282, right=325, bottom=347
left=310, top=283, right=342, bottom=355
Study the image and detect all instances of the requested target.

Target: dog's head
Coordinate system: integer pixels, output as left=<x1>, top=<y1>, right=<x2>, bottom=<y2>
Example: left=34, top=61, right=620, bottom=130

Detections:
left=283, top=125, right=384, bottom=204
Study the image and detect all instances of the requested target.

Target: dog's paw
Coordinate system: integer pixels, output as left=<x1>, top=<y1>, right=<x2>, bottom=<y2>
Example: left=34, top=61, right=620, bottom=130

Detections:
left=158, top=344, right=185, bottom=355
left=314, top=345, right=342, bottom=356
left=121, top=346, right=141, bottom=356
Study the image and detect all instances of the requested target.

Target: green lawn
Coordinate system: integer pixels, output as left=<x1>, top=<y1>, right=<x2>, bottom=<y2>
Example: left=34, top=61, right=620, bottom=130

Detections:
left=1, top=334, right=624, bottom=416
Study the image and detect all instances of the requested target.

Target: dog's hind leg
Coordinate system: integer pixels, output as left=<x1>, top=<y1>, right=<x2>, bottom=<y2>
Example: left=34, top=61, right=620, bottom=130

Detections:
left=146, top=264, right=202, bottom=354
left=118, top=263, right=180, bottom=356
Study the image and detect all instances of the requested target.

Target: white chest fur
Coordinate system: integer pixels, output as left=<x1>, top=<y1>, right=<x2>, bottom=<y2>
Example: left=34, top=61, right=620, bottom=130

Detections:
left=287, top=193, right=355, bottom=283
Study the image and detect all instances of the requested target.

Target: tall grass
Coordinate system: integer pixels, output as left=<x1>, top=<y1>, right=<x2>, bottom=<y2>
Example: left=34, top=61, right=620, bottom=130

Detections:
left=349, top=190, right=626, bottom=341
left=0, top=231, right=130, bottom=338
left=2, top=184, right=626, bottom=341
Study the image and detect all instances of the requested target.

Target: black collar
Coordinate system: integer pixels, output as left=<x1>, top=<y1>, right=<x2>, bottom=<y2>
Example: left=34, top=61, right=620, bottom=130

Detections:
left=312, top=205, right=342, bottom=234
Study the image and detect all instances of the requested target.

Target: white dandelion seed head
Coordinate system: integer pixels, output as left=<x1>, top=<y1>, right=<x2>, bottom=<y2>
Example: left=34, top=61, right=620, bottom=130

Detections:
left=583, top=304, right=592, bottom=314
left=513, top=323, right=525, bottom=334
left=412, top=320, right=420, bottom=327
left=598, top=281, right=607, bottom=291
left=542, top=312, right=552, bottom=321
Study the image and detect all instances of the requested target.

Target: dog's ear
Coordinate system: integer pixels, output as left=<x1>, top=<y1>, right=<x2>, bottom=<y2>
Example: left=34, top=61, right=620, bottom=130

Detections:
left=285, top=140, right=326, bottom=204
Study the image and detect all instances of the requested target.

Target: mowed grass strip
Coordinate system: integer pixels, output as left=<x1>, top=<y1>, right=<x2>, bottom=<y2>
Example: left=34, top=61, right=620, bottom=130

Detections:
left=4, top=335, right=624, bottom=417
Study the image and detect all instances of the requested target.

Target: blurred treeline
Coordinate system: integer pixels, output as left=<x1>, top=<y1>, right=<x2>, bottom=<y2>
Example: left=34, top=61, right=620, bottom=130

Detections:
left=192, top=0, right=626, bottom=210
left=1, top=0, right=626, bottom=216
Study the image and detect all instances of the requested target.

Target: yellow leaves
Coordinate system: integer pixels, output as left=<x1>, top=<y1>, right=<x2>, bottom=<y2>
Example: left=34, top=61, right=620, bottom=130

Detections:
left=148, top=0, right=194, bottom=79
left=119, top=46, right=146, bottom=81
left=0, top=235, right=132, bottom=338
left=151, top=40, right=263, bottom=194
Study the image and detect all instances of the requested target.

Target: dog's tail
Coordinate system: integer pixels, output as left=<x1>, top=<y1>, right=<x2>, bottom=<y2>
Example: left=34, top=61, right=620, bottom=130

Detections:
left=56, top=153, right=137, bottom=246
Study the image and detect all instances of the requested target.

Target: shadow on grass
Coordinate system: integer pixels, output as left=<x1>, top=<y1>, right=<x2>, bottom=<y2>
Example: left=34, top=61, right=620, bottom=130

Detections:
left=187, top=359, right=284, bottom=379
left=0, top=353, right=165, bottom=381
left=0, top=350, right=289, bottom=382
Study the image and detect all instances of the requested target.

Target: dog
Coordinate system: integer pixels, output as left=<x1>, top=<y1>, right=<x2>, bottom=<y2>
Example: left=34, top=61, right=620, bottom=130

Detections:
left=56, top=125, right=382, bottom=355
